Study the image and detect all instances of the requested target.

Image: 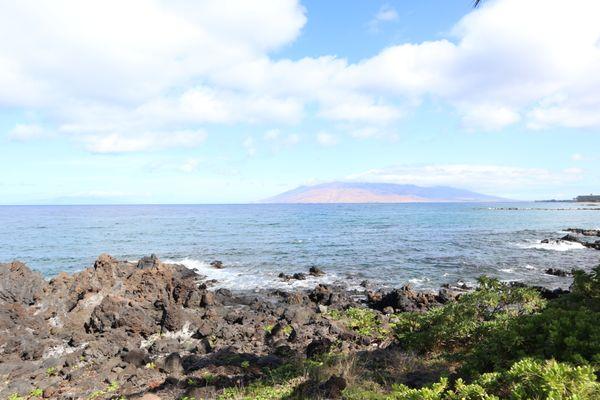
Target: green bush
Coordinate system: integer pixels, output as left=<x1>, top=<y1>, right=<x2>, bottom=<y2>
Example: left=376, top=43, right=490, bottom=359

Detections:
left=393, top=276, right=545, bottom=353
left=343, top=359, right=599, bottom=400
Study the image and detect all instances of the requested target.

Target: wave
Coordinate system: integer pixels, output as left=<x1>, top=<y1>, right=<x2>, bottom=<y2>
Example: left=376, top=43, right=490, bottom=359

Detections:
left=517, top=240, right=586, bottom=251
left=165, top=257, right=341, bottom=291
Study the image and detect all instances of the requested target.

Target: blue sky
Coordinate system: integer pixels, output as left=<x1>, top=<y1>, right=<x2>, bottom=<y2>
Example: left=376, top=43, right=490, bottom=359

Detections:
left=1, top=0, right=599, bottom=204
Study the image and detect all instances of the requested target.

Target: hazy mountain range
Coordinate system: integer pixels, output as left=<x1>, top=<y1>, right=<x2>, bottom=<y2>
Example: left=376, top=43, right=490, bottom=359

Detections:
left=262, top=182, right=508, bottom=203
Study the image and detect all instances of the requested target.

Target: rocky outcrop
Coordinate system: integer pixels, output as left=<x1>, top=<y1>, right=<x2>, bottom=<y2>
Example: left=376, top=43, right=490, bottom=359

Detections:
left=3, top=253, right=559, bottom=399
left=0, top=255, right=382, bottom=399
left=0, top=261, right=47, bottom=304
left=565, top=228, right=600, bottom=237
left=545, top=268, right=570, bottom=277
left=560, top=229, right=600, bottom=250
left=366, top=285, right=447, bottom=313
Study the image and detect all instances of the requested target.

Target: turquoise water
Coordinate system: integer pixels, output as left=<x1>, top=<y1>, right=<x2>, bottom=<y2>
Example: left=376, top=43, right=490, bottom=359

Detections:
left=1, top=203, right=599, bottom=290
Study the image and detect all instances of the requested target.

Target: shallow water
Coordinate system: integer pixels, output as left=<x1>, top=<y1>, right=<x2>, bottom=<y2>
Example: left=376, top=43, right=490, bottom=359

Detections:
left=1, top=203, right=599, bottom=290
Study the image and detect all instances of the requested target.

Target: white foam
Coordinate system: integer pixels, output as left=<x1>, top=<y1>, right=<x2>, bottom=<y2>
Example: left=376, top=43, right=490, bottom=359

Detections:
left=499, top=268, right=514, bottom=273
left=517, top=240, right=586, bottom=251
left=166, top=257, right=341, bottom=291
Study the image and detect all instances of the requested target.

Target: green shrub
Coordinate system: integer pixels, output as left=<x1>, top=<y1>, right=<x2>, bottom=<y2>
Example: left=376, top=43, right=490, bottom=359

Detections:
left=328, top=307, right=389, bottom=339
left=393, top=276, right=545, bottom=353
left=343, top=359, right=599, bottom=400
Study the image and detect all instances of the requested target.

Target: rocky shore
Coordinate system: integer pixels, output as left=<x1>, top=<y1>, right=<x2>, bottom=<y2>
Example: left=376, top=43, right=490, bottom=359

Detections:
left=0, top=226, right=591, bottom=399
left=542, top=227, right=600, bottom=250
left=0, top=254, right=473, bottom=400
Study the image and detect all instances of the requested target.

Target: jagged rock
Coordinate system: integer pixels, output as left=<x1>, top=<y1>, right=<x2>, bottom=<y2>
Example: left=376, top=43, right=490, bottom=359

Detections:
left=0, top=254, right=473, bottom=399
left=436, top=287, right=462, bottom=303
left=368, top=285, right=440, bottom=312
left=210, top=260, right=224, bottom=269
left=561, top=234, right=581, bottom=242
left=309, top=284, right=333, bottom=305
left=309, top=266, right=325, bottom=276
left=0, top=261, right=47, bottom=304
left=565, top=228, right=600, bottom=236
left=293, top=272, right=307, bottom=280
left=87, top=295, right=158, bottom=335
left=137, top=254, right=161, bottom=269
left=162, top=352, right=184, bottom=376
left=122, top=349, right=150, bottom=367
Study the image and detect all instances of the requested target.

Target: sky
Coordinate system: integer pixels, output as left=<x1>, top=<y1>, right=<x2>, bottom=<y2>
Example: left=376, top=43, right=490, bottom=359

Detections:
left=1, top=0, right=599, bottom=204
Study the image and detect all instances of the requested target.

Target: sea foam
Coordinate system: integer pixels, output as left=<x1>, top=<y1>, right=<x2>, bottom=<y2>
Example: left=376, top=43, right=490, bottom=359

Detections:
left=518, top=240, right=586, bottom=252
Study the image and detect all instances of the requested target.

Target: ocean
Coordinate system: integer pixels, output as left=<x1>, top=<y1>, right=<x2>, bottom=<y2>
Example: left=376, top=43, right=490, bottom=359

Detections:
left=1, top=203, right=599, bottom=291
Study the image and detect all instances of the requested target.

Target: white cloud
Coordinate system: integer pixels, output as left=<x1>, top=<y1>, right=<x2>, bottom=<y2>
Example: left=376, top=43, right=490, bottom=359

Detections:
left=347, top=164, right=584, bottom=194
left=83, top=130, right=206, bottom=154
left=179, top=158, right=201, bottom=173
left=571, top=153, right=585, bottom=161
left=316, top=132, right=339, bottom=147
left=460, top=104, right=521, bottom=131
left=242, top=137, right=257, bottom=157
left=3, top=0, right=600, bottom=153
left=8, top=124, right=53, bottom=141
left=261, top=129, right=300, bottom=152
left=368, top=5, right=399, bottom=32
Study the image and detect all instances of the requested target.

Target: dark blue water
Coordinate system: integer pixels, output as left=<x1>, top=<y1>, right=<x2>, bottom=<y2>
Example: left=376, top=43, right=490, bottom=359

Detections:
left=1, top=203, right=599, bottom=290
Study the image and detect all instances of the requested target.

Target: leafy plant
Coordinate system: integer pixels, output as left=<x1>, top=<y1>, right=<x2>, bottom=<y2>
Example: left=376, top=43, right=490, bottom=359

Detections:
left=393, top=276, right=545, bottom=354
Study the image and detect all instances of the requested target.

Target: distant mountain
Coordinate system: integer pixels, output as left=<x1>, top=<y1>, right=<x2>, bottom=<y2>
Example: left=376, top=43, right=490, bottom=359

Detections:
left=262, top=182, right=508, bottom=203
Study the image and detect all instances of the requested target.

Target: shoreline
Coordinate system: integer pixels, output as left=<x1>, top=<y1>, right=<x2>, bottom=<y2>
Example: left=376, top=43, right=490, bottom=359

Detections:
left=0, top=250, right=576, bottom=399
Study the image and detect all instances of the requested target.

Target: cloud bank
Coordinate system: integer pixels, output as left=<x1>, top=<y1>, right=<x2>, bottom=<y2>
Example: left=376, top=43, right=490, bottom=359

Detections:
left=1, top=0, right=600, bottom=153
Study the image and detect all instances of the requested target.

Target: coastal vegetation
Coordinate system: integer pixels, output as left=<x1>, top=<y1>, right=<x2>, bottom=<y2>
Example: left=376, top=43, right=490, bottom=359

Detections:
left=1, top=254, right=599, bottom=399
left=215, top=267, right=600, bottom=399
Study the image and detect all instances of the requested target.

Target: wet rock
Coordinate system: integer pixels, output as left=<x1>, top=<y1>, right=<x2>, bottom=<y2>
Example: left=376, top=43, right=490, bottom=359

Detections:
left=584, top=240, right=600, bottom=250
left=561, top=234, right=581, bottom=242
left=545, top=268, right=570, bottom=277
left=309, top=266, right=325, bottom=276
left=293, top=272, right=307, bottom=280
left=565, top=228, right=600, bottom=237
left=210, top=260, right=224, bottom=269
left=278, top=272, right=292, bottom=281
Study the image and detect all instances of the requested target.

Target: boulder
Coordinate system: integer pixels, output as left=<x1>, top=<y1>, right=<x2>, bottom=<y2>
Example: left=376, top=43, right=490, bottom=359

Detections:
left=309, top=266, right=325, bottom=276
left=306, top=338, right=332, bottom=359
left=545, top=268, right=570, bottom=277
left=0, top=261, right=47, bottom=304
left=319, top=375, right=347, bottom=399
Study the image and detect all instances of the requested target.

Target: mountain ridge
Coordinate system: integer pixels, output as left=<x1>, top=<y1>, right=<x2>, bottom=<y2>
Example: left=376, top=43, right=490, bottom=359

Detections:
left=261, top=182, right=508, bottom=203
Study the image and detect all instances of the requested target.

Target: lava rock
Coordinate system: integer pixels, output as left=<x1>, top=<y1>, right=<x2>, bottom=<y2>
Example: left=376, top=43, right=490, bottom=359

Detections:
left=309, top=266, right=325, bottom=277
